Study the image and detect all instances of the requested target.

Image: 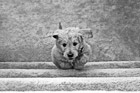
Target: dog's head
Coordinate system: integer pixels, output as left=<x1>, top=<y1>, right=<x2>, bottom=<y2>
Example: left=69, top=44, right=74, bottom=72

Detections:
left=52, top=23, right=93, bottom=60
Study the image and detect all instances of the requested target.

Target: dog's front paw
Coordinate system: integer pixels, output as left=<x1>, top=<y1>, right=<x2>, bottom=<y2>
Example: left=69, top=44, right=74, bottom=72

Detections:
left=74, top=56, right=88, bottom=70
left=74, top=64, right=84, bottom=70
left=58, top=62, right=73, bottom=69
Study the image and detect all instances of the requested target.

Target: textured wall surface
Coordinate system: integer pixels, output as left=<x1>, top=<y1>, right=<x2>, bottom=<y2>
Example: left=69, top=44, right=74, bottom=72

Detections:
left=0, top=0, right=139, bottom=62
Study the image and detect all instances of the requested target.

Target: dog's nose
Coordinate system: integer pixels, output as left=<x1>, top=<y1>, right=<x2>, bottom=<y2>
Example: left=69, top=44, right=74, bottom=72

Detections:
left=67, top=53, right=74, bottom=58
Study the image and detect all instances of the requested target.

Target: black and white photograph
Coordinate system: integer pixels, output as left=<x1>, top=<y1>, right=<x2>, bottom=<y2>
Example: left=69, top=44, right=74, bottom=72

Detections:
left=0, top=0, right=140, bottom=92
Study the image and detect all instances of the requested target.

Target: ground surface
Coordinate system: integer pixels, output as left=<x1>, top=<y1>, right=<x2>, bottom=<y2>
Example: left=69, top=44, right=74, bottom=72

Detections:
left=0, top=61, right=139, bottom=91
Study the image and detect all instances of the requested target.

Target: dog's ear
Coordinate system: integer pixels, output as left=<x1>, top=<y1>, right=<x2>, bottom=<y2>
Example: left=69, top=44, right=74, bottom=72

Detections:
left=79, top=28, right=93, bottom=38
left=53, top=22, right=62, bottom=39
left=78, top=35, right=84, bottom=43
left=53, top=34, right=59, bottom=39
left=59, top=22, right=62, bottom=29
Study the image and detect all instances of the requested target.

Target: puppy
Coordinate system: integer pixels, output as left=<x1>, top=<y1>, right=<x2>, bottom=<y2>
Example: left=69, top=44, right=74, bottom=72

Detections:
left=51, top=23, right=93, bottom=70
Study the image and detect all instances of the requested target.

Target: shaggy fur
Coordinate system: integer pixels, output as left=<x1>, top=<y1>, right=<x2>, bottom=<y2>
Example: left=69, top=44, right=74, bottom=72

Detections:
left=51, top=23, right=93, bottom=70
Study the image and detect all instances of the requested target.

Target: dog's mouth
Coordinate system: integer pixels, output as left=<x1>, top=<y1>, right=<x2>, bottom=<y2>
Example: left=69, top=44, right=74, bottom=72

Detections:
left=68, top=57, right=74, bottom=60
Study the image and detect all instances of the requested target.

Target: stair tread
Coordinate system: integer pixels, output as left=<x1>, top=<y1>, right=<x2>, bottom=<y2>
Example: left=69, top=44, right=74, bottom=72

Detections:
left=0, top=61, right=139, bottom=91
left=0, top=68, right=140, bottom=77
left=0, top=61, right=140, bottom=69
left=0, top=77, right=139, bottom=91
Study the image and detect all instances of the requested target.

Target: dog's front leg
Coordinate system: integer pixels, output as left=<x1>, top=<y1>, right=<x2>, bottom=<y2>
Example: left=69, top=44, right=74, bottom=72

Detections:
left=54, top=58, right=73, bottom=70
left=74, top=54, right=89, bottom=70
left=74, top=44, right=91, bottom=70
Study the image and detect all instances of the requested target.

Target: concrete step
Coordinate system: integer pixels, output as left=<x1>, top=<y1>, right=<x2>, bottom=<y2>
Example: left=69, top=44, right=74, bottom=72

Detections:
left=0, top=61, right=139, bottom=91
left=0, top=68, right=140, bottom=77
left=0, top=77, right=139, bottom=91
left=0, top=61, right=140, bottom=69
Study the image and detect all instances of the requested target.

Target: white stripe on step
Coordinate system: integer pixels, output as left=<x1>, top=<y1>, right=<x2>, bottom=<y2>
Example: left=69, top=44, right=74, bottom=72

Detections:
left=0, top=77, right=140, bottom=84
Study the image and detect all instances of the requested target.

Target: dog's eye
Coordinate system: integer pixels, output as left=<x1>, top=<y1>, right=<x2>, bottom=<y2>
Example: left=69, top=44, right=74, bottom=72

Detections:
left=73, top=42, right=78, bottom=46
left=62, top=43, right=67, bottom=47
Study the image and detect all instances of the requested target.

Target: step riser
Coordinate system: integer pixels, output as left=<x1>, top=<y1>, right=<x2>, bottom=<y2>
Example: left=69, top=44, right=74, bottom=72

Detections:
left=0, top=61, right=140, bottom=69
left=0, top=78, right=139, bottom=91
left=0, top=69, right=140, bottom=77
left=0, top=62, right=56, bottom=69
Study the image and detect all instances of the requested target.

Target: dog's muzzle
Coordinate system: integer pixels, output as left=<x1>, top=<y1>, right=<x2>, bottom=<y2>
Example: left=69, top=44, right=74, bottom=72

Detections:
left=67, top=52, right=74, bottom=60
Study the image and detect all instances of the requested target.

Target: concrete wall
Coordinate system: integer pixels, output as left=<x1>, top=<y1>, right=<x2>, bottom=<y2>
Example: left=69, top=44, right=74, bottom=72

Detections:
left=0, top=0, right=135, bottom=62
